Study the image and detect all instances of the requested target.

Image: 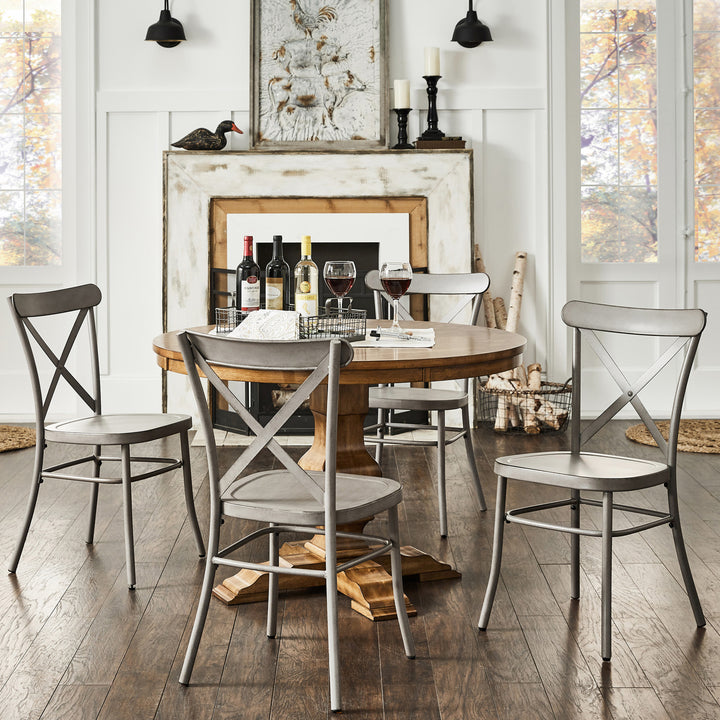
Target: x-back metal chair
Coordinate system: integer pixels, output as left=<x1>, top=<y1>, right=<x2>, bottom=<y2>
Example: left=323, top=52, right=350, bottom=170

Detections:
left=478, top=300, right=707, bottom=660
left=8, top=284, right=205, bottom=588
left=177, top=331, right=415, bottom=713
left=364, top=270, right=490, bottom=537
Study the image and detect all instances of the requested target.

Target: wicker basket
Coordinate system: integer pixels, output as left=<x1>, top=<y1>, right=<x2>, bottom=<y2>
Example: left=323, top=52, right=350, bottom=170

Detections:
left=478, top=379, right=572, bottom=434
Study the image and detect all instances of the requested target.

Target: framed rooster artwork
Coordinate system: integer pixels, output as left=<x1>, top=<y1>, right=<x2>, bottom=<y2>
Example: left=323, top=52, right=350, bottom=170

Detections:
left=250, top=0, right=387, bottom=150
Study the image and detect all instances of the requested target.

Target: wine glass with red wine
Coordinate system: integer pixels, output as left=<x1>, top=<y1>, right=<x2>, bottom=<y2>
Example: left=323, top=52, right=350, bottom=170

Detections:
left=379, top=261, right=412, bottom=331
left=323, top=260, right=356, bottom=313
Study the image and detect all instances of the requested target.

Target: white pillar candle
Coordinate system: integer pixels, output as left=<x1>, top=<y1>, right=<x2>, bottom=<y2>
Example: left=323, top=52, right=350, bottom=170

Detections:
left=393, top=79, right=410, bottom=108
left=424, top=47, right=440, bottom=76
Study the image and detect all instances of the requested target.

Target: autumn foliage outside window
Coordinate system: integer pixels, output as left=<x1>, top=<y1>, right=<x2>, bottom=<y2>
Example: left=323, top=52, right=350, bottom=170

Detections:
left=0, top=1, right=61, bottom=267
left=580, top=1, right=658, bottom=264
left=694, top=0, right=720, bottom=262
left=581, top=0, right=720, bottom=264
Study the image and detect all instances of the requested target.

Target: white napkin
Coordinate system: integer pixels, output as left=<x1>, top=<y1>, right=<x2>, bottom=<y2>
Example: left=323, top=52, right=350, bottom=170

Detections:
left=352, top=328, right=435, bottom=348
left=227, top=310, right=300, bottom=340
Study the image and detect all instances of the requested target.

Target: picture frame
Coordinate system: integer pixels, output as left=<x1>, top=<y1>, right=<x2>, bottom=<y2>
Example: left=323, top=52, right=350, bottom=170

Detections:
left=250, top=0, right=387, bottom=150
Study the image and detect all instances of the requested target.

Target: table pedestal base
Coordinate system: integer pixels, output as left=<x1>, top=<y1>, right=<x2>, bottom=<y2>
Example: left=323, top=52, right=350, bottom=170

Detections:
left=212, top=382, right=462, bottom=619
left=212, top=537, right=460, bottom=619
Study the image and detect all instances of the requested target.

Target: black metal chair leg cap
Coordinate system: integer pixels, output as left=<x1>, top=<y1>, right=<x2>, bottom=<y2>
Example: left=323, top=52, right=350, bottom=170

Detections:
left=602, top=657, right=611, bottom=662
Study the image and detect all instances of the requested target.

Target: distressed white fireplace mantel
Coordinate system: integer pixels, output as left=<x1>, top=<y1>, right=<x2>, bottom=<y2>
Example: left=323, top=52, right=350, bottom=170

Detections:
left=163, top=149, right=475, bottom=415
left=164, top=149, right=474, bottom=330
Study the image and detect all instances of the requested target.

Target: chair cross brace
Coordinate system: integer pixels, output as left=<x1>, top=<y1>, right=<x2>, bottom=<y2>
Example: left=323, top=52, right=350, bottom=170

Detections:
left=580, top=331, right=689, bottom=454
left=22, top=309, right=97, bottom=418
left=193, top=352, right=328, bottom=503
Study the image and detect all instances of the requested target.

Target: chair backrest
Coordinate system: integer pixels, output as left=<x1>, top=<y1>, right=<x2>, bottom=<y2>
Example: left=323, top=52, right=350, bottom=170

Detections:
left=178, top=331, right=354, bottom=517
left=9, top=284, right=103, bottom=433
left=562, top=300, right=707, bottom=466
left=364, top=270, right=490, bottom=325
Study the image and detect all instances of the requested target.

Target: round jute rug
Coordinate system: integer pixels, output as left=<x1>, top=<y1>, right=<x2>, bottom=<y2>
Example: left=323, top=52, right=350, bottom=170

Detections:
left=626, top=419, right=720, bottom=454
left=0, top=425, right=36, bottom=453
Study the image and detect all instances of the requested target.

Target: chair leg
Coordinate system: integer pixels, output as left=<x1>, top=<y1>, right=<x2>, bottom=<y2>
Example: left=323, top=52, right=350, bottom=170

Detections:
left=570, top=489, right=581, bottom=599
left=8, top=441, right=45, bottom=573
left=667, top=477, right=705, bottom=627
left=601, top=491, right=613, bottom=661
left=86, top=445, right=101, bottom=545
left=180, top=517, right=220, bottom=686
left=461, top=405, right=486, bottom=512
left=121, top=445, right=136, bottom=590
left=375, top=408, right=386, bottom=465
left=388, top=505, right=415, bottom=659
left=180, top=430, right=206, bottom=557
left=478, top=476, right=507, bottom=630
left=267, top=524, right=279, bottom=639
left=325, top=525, right=341, bottom=712
left=437, top=410, right=448, bottom=537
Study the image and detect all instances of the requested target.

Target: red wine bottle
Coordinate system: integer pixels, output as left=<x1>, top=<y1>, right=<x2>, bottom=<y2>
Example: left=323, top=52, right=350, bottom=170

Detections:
left=236, top=235, right=261, bottom=312
left=264, top=235, right=290, bottom=310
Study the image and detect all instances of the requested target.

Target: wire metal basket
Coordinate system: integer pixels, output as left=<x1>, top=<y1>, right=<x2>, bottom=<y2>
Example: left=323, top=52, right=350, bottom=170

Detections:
left=298, top=307, right=367, bottom=343
left=478, top=379, right=572, bottom=434
left=214, top=307, right=248, bottom=333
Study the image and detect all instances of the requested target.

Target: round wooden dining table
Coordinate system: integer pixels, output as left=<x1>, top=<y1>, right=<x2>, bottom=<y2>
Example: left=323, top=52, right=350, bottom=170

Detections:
left=153, top=320, right=525, bottom=619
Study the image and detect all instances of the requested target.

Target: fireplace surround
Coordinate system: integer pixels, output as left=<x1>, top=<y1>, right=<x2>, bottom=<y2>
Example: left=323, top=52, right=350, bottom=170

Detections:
left=163, top=149, right=475, bottom=416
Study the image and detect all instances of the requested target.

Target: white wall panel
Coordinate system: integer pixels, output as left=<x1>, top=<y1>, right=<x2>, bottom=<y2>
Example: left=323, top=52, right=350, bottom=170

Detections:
left=480, top=108, right=543, bottom=369
left=103, top=112, right=166, bottom=412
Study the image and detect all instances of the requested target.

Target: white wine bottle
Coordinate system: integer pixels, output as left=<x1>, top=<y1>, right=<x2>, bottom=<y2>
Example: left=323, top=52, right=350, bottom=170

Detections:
left=293, top=235, right=318, bottom=316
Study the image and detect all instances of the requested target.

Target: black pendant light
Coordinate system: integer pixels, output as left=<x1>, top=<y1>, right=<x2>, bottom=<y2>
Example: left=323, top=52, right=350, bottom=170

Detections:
left=452, top=0, right=493, bottom=48
left=145, top=0, right=186, bottom=48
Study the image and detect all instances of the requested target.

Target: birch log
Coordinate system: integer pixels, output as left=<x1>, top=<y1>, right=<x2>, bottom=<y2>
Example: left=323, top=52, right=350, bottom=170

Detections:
left=527, top=363, right=542, bottom=391
left=506, top=251, right=527, bottom=333
left=493, top=297, right=508, bottom=330
left=473, top=247, right=496, bottom=328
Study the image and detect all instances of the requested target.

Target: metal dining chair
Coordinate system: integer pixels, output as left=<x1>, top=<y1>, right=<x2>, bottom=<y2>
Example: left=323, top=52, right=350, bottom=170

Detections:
left=364, top=270, right=490, bottom=537
left=7, top=284, right=205, bottom=588
left=478, top=300, right=707, bottom=660
left=177, top=331, right=415, bottom=713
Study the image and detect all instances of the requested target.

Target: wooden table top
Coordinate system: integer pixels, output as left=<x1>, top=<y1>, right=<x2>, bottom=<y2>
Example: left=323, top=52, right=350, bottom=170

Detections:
left=154, top=321, right=525, bottom=385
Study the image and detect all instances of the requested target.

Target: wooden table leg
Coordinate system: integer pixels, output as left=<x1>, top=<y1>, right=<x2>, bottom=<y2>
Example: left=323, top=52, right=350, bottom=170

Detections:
left=212, top=382, right=461, bottom=618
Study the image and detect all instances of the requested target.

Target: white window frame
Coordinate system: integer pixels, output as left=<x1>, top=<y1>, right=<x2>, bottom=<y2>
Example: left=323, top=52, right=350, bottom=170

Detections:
left=548, top=0, right=690, bottom=382
left=0, top=0, right=95, bottom=288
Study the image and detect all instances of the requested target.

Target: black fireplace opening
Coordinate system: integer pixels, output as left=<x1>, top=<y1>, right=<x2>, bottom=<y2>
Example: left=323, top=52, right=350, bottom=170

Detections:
left=209, top=241, right=428, bottom=435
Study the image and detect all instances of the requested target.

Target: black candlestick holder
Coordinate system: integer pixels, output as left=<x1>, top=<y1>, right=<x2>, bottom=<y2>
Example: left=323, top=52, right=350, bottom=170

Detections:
left=392, top=108, right=414, bottom=149
left=420, top=75, right=445, bottom=140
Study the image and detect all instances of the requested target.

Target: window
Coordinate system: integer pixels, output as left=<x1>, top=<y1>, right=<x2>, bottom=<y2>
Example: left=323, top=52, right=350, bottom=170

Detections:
left=580, top=1, right=658, bottom=264
left=694, top=0, right=720, bottom=262
left=0, top=0, right=61, bottom=267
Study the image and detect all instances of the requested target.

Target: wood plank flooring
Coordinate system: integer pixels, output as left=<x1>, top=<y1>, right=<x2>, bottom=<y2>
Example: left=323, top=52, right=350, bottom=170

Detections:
left=2, top=423, right=720, bottom=719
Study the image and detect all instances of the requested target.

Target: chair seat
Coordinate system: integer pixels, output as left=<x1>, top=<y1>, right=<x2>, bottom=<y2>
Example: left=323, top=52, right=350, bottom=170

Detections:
left=46, top=413, right=192, bottom=445
left=222, top=470, right=403, bottom=525
left=369, top=386, right=468, bottom=412
left=495, top=451, right=669, bottom=493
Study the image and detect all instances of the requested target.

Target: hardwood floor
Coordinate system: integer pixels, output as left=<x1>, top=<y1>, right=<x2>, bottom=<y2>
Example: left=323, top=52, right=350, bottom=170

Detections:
left=2, top=423, right=720, bottom=719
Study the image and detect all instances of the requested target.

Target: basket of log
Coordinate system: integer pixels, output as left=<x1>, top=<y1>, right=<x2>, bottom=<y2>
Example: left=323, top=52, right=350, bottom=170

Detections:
left=478, top=364, right=572, bottom=434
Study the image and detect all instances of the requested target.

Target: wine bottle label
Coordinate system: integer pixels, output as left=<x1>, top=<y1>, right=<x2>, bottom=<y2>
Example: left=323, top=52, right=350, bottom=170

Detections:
left=295, top=293, right=318, bottom=316
left=265, top=278, right=284, bottom=310
left=240, top=277, right=260, bottom=311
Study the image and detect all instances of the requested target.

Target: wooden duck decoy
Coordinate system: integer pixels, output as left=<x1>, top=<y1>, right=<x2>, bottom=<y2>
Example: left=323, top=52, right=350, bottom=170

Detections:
left=171, top=120, right=243, bottom=150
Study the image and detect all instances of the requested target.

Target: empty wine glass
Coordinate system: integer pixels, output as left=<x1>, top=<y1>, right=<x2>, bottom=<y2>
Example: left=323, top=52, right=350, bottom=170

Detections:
left=323, top=260, right=356, bottom=313
left=379, top=261, right=412, bottom=331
